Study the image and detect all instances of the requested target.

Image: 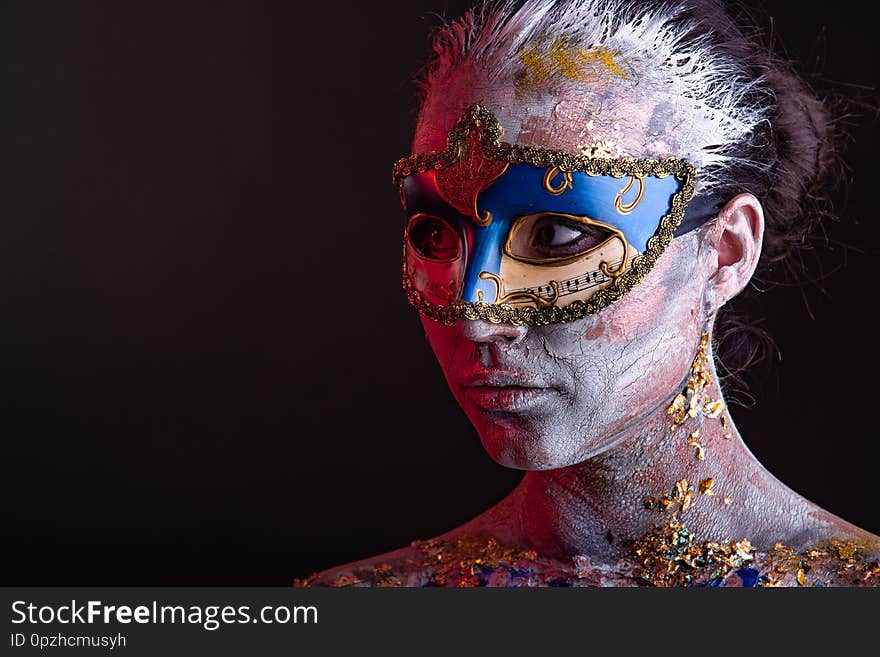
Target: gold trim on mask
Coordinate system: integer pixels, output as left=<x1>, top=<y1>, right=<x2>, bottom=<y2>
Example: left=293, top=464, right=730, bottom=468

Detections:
left=393, top=104, right=698, bottom=326
left=614, top=175, right=645, bottom=214
left=542, top=167, right=574, bottom=195
left=478, top=271, right=561, bottom=307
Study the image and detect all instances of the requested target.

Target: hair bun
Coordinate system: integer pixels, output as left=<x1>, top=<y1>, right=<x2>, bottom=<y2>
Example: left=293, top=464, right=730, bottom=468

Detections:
left=758, top=65, right=835, bottom=267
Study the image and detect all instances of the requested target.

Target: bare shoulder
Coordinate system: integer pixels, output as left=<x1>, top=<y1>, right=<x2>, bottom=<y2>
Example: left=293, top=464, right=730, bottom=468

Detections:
left=758, top=531, right=880, bottom=587
left=813, top=534, right=880, bottom=587
left=294, top=543, right=430, bottom=587
left=294, top=495, right=526, bottom=588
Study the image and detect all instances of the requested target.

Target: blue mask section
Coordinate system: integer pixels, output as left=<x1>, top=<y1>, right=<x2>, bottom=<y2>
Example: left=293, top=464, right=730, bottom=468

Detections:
left=458, top=164, right=682, bottom=303
left=461, top=214, right=512, bottom=303
left=478, top=164, right=682, bottom=254
left=402, top=165, right=684, bottom=305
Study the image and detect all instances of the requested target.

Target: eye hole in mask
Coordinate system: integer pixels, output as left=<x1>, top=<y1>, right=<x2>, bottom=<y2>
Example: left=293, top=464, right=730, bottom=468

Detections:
left=504, top=212, right=621, bottom=265
left=407, top=214, right=462, bottom=262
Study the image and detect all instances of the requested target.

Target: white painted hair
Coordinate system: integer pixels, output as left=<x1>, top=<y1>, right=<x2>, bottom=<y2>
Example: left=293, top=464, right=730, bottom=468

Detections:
left=415, top=0, right=772, bottom=192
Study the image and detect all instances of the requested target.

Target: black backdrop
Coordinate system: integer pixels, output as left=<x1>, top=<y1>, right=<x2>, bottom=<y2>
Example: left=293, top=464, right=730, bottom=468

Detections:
left=1, top=0, right=877, bottom=584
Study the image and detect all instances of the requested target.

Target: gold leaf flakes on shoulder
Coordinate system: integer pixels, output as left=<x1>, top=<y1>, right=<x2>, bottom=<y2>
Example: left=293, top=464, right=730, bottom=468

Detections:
left=630, top=518, right=756, bottom=587
left=413, top=535, right=545, bottom=587
left=734, top=540, right=755, bottom=562
left=330, top=574, right=362, bottom=587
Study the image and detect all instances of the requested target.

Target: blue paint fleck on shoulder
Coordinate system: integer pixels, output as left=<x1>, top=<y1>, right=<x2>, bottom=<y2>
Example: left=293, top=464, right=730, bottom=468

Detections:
left=736, top=567, right=761, bottom=587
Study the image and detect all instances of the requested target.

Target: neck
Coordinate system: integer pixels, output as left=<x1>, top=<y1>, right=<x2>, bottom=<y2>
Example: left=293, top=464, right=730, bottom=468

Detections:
left=509, top=335, right=831, bottom=560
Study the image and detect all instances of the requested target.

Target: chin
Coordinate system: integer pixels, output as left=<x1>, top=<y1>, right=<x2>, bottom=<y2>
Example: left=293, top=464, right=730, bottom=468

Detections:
left=474, top=417, right=589, bottom=470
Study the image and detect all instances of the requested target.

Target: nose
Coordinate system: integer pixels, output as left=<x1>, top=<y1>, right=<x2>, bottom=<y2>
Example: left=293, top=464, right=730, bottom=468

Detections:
left=460, top=318, right=528, bottom=345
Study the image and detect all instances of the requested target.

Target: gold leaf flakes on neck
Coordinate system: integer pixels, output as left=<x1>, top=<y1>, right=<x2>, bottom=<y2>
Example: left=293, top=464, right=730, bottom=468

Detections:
left=666, top=333, right=730, bottom=460
left=704, top=399, right=726, bottom=418
left=687, top=430, right=706, bottom=461
left=699, top=478, right=715, bottom=495
left=647, top=479, right=694, bottom=519
left=667, top=333, right=714, bottom=426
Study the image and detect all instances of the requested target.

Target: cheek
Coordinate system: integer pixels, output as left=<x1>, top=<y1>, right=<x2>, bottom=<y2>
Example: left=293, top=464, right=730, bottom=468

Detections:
left=539, top=242, right=706, bottom=417
left=600, top=246, right=707, bottom=409
left=538, top=240, right=702, bottom=361
left=584, top=241, right=698, bottom=345
left=582, top=279, right=670, bottom=344
left=420, top=318, right=464, bottom=375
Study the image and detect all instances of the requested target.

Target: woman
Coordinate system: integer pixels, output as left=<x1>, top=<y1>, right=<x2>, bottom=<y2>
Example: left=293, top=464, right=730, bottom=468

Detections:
left=297, top=0, right=880, bottom=586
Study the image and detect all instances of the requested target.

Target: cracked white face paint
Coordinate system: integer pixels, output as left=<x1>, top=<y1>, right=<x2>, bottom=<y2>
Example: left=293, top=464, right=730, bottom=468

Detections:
left=413, top=13, right=723, bottom=468
left=423, top=231, right=711, bottom=469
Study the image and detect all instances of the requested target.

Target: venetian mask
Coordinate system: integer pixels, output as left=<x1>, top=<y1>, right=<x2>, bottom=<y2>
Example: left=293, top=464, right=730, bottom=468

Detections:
left=393, top=104, right=717, bottom=325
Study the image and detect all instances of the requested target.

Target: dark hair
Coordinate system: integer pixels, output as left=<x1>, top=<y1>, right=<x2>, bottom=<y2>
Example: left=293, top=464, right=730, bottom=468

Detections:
left=674, top=0, right=839, bottom=390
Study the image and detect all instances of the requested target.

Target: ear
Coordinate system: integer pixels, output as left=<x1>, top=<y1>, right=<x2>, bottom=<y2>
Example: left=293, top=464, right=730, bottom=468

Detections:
left=703, top=193, right=764, bottom=311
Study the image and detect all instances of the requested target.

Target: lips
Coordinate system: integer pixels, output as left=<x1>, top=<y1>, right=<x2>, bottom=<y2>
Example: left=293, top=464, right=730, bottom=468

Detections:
left=460, top=369, right=560, bottom=413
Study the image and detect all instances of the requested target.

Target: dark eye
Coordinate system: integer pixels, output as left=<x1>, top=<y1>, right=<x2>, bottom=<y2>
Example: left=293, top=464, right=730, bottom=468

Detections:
left=408, top=214, right=461, bottom=261
left=507, top=213, right=614, bottom=262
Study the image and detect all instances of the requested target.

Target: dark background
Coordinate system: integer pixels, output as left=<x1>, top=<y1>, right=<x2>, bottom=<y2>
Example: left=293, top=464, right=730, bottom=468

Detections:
left=1, top=0, right=877, bottom=584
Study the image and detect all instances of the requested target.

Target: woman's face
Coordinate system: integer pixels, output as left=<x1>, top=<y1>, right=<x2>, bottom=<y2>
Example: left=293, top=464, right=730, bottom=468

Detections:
left=422, top=232, right=711, bottom=469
